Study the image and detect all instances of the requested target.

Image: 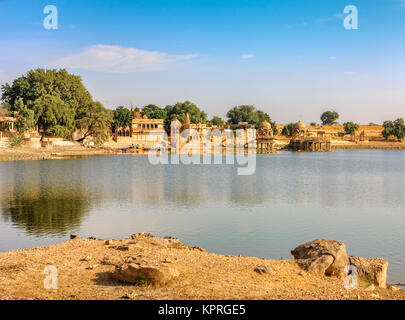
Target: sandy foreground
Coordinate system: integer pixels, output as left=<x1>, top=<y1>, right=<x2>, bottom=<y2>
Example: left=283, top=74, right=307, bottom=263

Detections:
left=0, top=234, right=404, bottom=300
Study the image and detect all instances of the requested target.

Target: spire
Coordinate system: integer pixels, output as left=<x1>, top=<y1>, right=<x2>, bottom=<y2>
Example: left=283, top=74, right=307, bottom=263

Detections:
left=185, top=113, right=190, bottom=125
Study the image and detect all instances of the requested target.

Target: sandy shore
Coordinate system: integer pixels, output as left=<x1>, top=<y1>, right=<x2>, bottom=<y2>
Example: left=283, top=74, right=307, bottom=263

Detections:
left=0, top=234, right=404, bottom=300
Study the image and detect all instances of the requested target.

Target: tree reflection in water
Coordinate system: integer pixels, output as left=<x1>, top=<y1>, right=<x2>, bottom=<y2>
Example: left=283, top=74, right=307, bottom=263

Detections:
left=1, top=188, right=91, bottom=237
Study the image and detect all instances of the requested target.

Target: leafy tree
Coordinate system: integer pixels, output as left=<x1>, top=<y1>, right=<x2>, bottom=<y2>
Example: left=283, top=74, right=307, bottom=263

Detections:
left=75, top=101, right=112, bottom=144
left=164, top=101, right=207, bottom=126
left=382, top=119, right=405, bottom=140
left=226, top=105, right=277, bottom=134
left=141, top=104, right=167, bottom=120
left=310, top=122, right=318, bottom=126
left=320, top=110, right=339, bottom=125
left=14, top=98, right=35, bottom=134
left=392, top=118, right=405, bottom=140
left=1, top=68, right=92, bottom=112
left=281, top=123, right=295, bottom=137
left=1, top=68, right=107, bottom=141
left=211, top=116, right=224, bottom=127
left=343, top=122, right=360, bottom=135
left=32, top=95, right=75, bottom=138
left=112, top=106, right=133, bottom=130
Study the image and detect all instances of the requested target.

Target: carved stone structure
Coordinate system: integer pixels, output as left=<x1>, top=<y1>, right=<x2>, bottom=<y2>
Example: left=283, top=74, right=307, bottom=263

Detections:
left=289, top=121, right=332, bottom=152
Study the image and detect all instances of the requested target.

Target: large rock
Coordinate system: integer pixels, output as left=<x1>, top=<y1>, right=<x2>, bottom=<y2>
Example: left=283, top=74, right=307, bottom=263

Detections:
left=291, top=239, right=349, bottom=277
left=349, top=256, right=388, bottom=288
left=110, top=262, right=179, bottom=286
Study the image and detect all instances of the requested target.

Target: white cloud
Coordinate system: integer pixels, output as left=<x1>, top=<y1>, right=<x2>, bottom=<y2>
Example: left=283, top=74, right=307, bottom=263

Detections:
left=344, top=71, right=357, bottom=75
left=50, top=45, right=200, bottom=73
left=328, top=56, right=337, bottom=60
left=240, top=54, right=254, bottom=59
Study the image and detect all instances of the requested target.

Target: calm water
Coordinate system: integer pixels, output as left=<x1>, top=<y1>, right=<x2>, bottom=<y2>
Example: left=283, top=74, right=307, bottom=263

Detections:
left=1, top=151, right=404, bottom=284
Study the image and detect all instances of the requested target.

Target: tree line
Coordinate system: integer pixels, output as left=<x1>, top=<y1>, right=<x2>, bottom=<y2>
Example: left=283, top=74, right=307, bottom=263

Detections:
left=1, top=69, right=404, bottom=143
left=1, top=69, right=279, bottom=143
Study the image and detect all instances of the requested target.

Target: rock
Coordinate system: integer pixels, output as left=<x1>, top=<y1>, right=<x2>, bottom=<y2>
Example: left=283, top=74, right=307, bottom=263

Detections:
left=254, top=265, right=274, bottom=275
left=122, top=292, right=138, bottom=299
left=80, top=256, right=92, bottom=262
left=70, top=234, right=78, bottom=239
left=349, top=256, right=388, bottom=288
left=101, top=257, right=113, bottom=265
left=86, top=264, right=99, bottom=270
left=130, top=232, right=154, bottom=240
left=387, top=285, right=400, bottom=291
left=116, top=245, right=129, bottom=251
left=365, top=284, right=375, bottom=291
left=105, top=240, right=114, bottom=245
left=88, top=236, right=97, bottom=240
left=291, top=239, right=349, bottom=278
left=110, top=262, right=179, bottom=286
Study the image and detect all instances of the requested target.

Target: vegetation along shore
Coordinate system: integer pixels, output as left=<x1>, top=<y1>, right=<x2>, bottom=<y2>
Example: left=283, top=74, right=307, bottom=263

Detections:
left=1, top=69, right=404, bottom=156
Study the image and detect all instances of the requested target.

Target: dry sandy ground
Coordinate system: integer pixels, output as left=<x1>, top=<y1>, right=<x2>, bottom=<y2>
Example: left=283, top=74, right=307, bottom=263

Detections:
left=0, top=235, right=404, bottom=300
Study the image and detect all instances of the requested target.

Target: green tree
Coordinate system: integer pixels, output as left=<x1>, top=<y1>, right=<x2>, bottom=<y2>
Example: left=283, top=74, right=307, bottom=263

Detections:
left=226, top=105, right=277, bottom=133
left=75, top=101, right=112, bottom=144
left=32, top=95, right=75, bottom=139
left=343, top=122, right=360, bottom=135
left=392, top=118, right=405, bottom=140
left=320, top=110, right=339, bottom=125
left=281, top=123, right=295, bottom=137
left=1, top=69, right=103, bottom=140
left=112, top=106, right=133, bottom=130
left=211, top=116, right=224, bottom=127
left=1, top=69, right=92, bottom=112
left=14, top=98, right=35, bottom=134
left=164, top=101, right=207, bottom=126
left=141, top=104, right=167, bottom=120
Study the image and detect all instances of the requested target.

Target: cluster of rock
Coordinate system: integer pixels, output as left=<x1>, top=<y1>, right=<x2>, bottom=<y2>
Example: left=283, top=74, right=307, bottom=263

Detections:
left=291, top=239, right=389, bottom=288
left=107, top=233, right=198, bottom=286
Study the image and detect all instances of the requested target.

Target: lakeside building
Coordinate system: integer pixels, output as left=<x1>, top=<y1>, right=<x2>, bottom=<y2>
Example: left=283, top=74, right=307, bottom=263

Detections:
left=112, top=112, right=166, bottom=148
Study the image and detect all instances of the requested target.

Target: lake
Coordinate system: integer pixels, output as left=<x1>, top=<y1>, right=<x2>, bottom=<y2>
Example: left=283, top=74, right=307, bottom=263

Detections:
left=1, top=150, right=404, bottom=284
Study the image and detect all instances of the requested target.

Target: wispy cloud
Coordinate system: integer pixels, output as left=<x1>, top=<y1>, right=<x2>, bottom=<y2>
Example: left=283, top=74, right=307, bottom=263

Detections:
left=344, top=71, right=357, bottom=75
left=328, top=56, right=337, bottom=60
left=240, top=54, right=254, bottom=59
left=50, top=45, right=200, bottom=73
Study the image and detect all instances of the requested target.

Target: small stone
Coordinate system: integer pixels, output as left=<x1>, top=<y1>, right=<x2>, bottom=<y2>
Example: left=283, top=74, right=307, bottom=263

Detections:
left=163, top=258, right=173, bottom=263
left=105, top=240, right=114, bottom=245
left=88, top=236, right=97, bottom=240
left=365, top=284, right=375, bottom=291
left=387, top=285, right=400, bottom=291
left=254, top=265, right=274, bottom=275
left=70, top=234, right=78, bottom=239
left=117, top=245, right=129, bottom=251
left=86, top=264, right=99, bottom=270
left=122, top=292, right=138, bottom=299
left=81, top=256, right=92, bottom=262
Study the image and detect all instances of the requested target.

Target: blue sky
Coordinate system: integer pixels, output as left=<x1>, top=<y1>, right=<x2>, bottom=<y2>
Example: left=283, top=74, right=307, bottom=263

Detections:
left=0, top=0, right=404, bottom=123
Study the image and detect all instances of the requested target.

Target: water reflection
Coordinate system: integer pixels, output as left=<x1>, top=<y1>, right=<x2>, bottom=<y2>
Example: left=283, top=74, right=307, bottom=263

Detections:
left=1, top=188, right=90, bottom=236
left=0, top=151, right=405, bottom=283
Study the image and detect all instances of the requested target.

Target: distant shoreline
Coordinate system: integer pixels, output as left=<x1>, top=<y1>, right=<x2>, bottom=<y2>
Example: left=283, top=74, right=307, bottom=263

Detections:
left=1, top=141, right=404, bottom=162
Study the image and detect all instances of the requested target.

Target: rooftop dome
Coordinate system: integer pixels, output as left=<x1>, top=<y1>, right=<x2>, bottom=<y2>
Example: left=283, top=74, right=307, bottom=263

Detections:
left=259, top=120, right=271, bottom=129
left=295, top=120, right=306, bottom=131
